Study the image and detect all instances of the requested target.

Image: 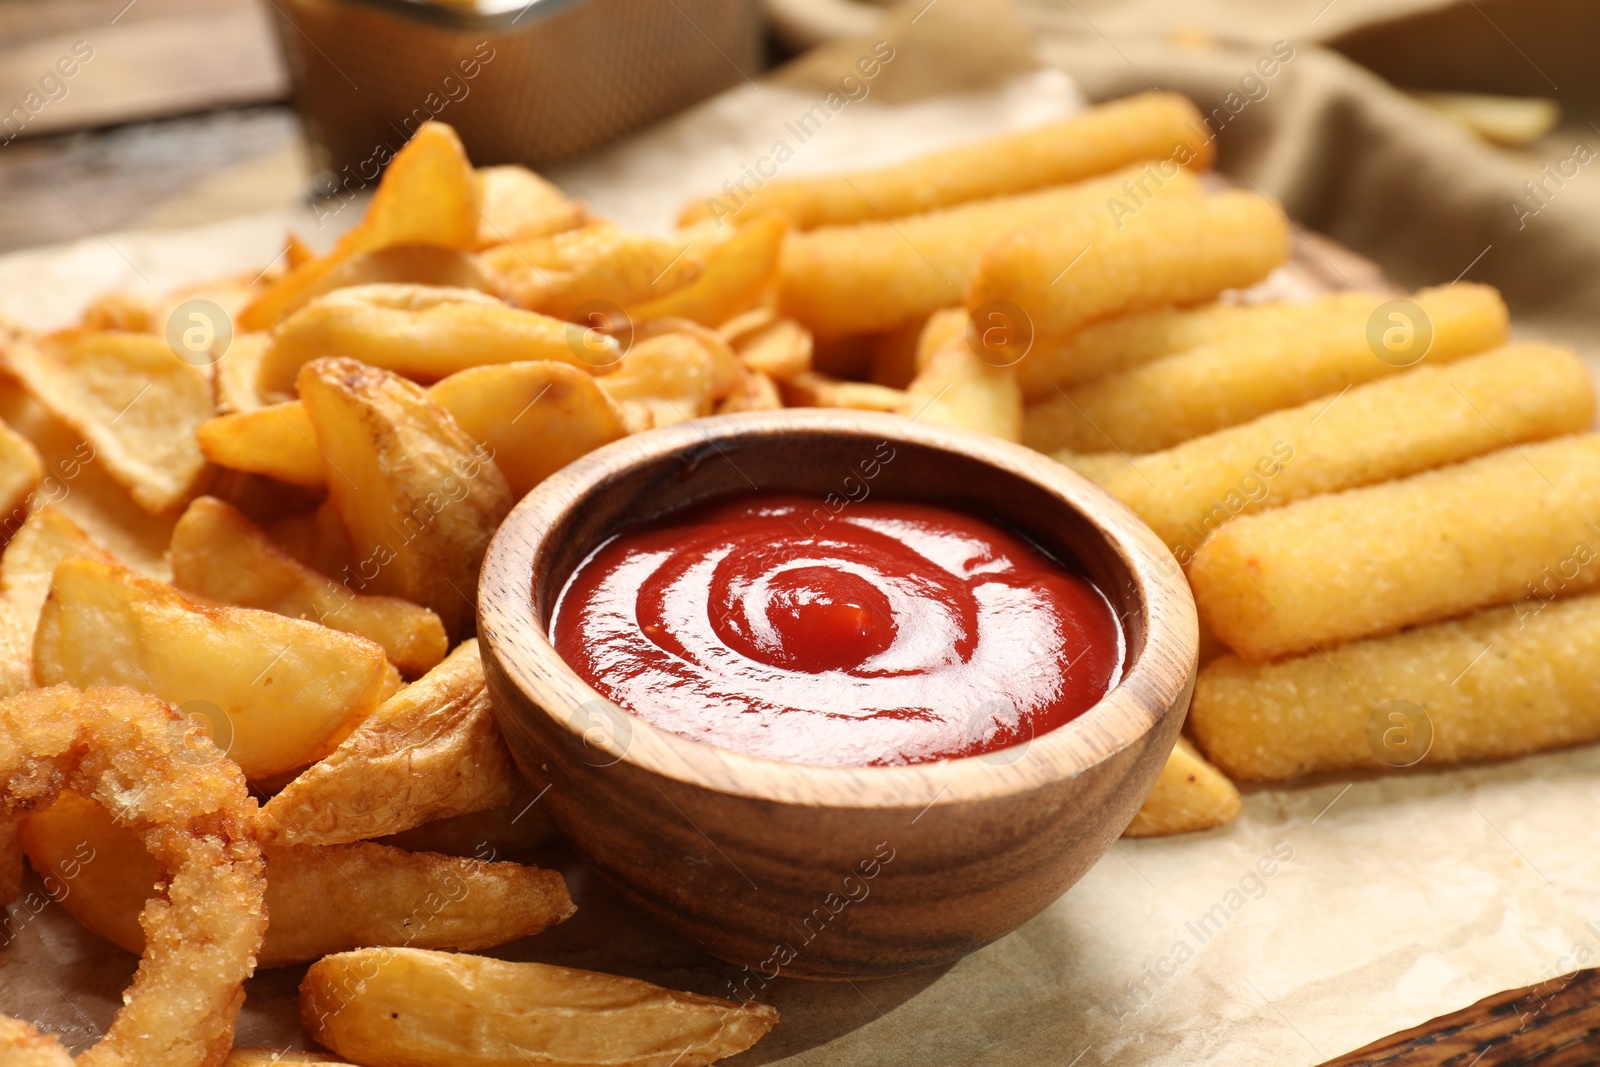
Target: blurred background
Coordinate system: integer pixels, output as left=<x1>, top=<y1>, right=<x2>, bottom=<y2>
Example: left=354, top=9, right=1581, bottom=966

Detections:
left=0, top=0, right=1595, bottom=343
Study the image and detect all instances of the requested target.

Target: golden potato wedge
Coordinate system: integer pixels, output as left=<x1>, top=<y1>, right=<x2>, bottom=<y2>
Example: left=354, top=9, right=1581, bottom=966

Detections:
left=897, top=335, right=1023, bottom=441
left=0, top=378, right=175, bottom=576
left=24, top=790, right=573, bottom=969
left=715, top=369, right=784, bottom=414
left=196, top=401, right=325, bottom=488
left=35, top=556, right=393, bottom=779
left=213, top=331, right=275, bottom=415
left=224, top=1051, right=354, bottom=1066
left=207, top=357, right=633, bottom=499
left=595, top=330, right=722, bottom=427
left=171, top=497, right=448, bottom=676
left=1123, top=738, right=1241, bottom=837
left=299, top=357, right=513, bottom=639
left=0, top=595, right=30, bottom=701
left=3, top=329, right=212, bottom=513
left=301, top=948, right=779, bottom=1067
left=474, top=163, right=586, bottom=248
left=262, top=640, right=520, bottom=846
left=269, top=499, right=354, bottom=581
left=376, top=787, right=558, bottom=858
left=732, top=316, right=812, bottom=380
left=296, top=244, right=499, bottom=310
left=427, top=362, right=628, bottom=498
left=80, top=291, right=153, bottom=333
left=0, top=418, right=42, bottom=531
left=481, top=222, right=705, bottom=320
left=240, top=122, right=481, bottom=330
left=627, top=215, right=787, bottom=327
left=0, top=505, right=116, bottom=645
left=780, top=372, right=906, bottom=412
left=258, top=284, right=603, bottom=394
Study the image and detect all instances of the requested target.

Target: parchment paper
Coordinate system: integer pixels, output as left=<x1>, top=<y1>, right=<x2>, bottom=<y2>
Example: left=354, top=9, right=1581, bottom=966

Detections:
left=2, top=3, right=1597, bottom=1063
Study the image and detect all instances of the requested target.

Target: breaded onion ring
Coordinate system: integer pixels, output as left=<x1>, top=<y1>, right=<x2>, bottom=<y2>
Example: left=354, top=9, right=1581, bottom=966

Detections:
left=0, top=685, right=267, bottom=1067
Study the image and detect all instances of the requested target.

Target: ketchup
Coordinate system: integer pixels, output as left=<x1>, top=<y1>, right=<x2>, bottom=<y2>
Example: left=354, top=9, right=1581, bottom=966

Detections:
left=550, top=493, right=1123, bottom=767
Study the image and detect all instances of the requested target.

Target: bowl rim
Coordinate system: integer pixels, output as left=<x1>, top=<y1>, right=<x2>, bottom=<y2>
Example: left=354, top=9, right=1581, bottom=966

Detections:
left=478, top=408, right=1197, bottom=811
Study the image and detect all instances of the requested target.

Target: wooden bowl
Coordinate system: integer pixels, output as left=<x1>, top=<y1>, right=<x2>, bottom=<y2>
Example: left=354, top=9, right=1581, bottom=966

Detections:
left=478, top=409, right=1197, bottom=981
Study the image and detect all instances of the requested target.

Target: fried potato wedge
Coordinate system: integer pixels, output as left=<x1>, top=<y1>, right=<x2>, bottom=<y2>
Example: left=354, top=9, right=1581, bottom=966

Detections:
left=428, top=362, right=628, bottom=497
left=897, top=335, right=1023, bottom=441
left=262, top=640, right=520, bottom=845
left=0, top=505, right=115, bottom=645
left=301, top=948, right=779, bottom=1067
left=780, top=372, right=906, bottom=412
left=595, top=331, right=720, bottom=427
left=715, top=368, right=783, bottom=414
left=475, top=164, right=586, bottom=247
left=1123, top=738, right=1241, bottom=837
left=4, top=329, right=212, bottom=513
left=259, top=284, right=603, bottom=394
left=376, top=787, right=558, bottom=858
left=205, top=359, right=630, bottom=499
left=731, top=316, right=812, bottom=380
left=171, top=497, right=448, bottom=676
left=213, top=331, right=275, bottom=415
left=224, top=1051, right=355, bottom=1066
left=240, top=122, right=481, bottom=330
left=300, top=358, right=513, bottom=639
left=0, top=379, right=176, bottom=576
left=296, top=244, right=499, bottom=310
left=627, top=216, right=786, bottom=327
left=24, top=790, right=574, bottom=969
left=35, top=557, right=392, bottom=779
left=0, top=596, right=30, bottom=703
left=270, top=498, right=353, bottom=581
left=197, top=401, right=325, bottom=488
left=481, top=222, right=705, bottom=320
left=0, top=418, right=41, bottom=530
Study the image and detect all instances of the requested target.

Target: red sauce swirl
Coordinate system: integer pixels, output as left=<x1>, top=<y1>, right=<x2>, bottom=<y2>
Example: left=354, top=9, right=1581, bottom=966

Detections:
left=551, top=493, right=1123, bottom=767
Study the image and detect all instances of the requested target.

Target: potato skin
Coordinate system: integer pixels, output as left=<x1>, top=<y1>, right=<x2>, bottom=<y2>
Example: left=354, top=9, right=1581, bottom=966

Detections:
left=299, top=357, right=513, bottom=641
left=301, top=947, right=778, bottom=1067
left=23, top=790, right=573, bottom=968
left=1123, top=739, right=1241, bottom=837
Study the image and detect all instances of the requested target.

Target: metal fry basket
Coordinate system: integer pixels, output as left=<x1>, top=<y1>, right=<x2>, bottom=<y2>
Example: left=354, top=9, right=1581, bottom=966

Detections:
left=268, top=0, right=762, bottom=180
